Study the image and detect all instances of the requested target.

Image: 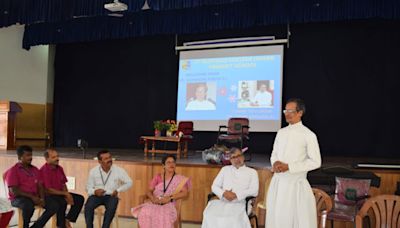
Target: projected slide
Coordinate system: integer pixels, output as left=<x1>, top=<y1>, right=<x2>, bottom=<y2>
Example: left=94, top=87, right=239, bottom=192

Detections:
left=177, top=45, right=284, bottom=132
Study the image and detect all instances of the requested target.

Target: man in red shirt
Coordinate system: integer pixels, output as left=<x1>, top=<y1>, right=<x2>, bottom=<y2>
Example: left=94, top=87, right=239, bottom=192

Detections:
left=40, top=149, right=84, bottom=228
left=4, top=145, right=58, bottom=228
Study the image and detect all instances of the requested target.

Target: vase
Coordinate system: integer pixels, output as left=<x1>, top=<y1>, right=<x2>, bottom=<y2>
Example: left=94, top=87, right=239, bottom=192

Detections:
left=154, top=129, right=161, bottom=137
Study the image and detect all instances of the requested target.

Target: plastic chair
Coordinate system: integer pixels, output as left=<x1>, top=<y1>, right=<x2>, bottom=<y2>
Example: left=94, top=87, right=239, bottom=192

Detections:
left=95, top=205, right=119, bottom=228
left=207, top=192, right=258, bottom=228
left=0, top=210, right=13, bottom=228
left=355, top=194, right=400, bottom=228
left=2, top=171, right=56, bottom=228
left=327, top=177, right=371, bottom=227
left=312, top=188, right=333, bottom=228
left=217, top=118, right=250, bottom=159
left=137, top=194, right=184, bottom=228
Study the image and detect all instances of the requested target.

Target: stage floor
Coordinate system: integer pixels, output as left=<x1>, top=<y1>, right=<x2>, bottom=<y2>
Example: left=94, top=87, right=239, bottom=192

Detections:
left=2, top=148, right=400, bottom=170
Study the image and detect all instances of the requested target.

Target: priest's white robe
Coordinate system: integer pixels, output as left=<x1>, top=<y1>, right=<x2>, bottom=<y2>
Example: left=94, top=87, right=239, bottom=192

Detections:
left=266, top=121, right=321, bottom=228
left=202, top=165, right=259, bottom=228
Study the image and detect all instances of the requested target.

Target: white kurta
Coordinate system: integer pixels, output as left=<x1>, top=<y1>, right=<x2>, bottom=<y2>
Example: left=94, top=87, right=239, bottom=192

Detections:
left=266, top=121, right=321, bottom=228
left=202, top=165, right=259, bottom=228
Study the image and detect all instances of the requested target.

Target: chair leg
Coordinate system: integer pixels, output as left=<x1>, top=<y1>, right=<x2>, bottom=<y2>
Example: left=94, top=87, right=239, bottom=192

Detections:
left=51, top=215, right=57, bottom=228
left=96, top=208, right=102, bottom=228
left=18, top=209, right=23, bottom=228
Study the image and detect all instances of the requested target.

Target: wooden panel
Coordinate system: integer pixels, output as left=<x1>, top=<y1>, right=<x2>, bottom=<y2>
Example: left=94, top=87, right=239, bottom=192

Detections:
left=16, top=103, right=46, bottom=138
left=14, top=102, right=53, bottom=149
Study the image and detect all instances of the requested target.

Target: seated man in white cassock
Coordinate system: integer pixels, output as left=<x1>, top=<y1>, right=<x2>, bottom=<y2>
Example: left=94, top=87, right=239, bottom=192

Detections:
left=202, top=147, right=259, bottom=228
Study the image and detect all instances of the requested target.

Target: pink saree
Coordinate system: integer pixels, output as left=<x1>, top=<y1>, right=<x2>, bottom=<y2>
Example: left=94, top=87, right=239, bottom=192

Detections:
left=131, top=173, right=191, bottom=228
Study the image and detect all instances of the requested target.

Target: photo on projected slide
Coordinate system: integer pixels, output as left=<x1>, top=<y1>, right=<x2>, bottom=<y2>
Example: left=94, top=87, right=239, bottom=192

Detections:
left=238, top=80, right=274, bottom=108
left=185, top=82, right=217, bottom=111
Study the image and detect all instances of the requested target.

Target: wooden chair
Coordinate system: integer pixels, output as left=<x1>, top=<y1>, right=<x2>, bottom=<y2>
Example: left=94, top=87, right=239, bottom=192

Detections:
left=137, top=195, right=183, bottom=228
left=312, top=188, right=333, bottom=228
left=95, top=205, right=119, bottom=228
left=355, top=194, right=400, bottom=228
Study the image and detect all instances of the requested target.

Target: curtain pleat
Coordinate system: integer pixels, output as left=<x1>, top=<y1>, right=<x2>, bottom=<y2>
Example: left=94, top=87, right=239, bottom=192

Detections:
left=8, top=0, right=400, bottom=49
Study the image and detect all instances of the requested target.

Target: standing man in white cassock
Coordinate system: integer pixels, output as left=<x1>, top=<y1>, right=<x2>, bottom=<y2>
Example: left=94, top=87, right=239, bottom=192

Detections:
left=202, top=147, right=259, bottom=228
left=266, top=98, right=321, bottom=228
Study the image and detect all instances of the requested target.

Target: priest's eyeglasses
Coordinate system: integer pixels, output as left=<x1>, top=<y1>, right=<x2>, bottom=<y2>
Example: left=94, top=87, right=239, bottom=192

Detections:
left=283, top=109, right=297, bottom=114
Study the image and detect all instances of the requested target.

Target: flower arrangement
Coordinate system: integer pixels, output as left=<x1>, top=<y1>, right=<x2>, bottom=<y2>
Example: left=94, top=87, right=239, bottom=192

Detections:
left=153, top=120, right=178, bottom=136
left=166, top=120, right=177, bottom=132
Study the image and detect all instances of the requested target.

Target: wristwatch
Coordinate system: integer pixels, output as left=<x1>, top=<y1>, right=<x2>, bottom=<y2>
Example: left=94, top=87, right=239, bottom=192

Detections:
left=170, top=195, right=174, bottom=202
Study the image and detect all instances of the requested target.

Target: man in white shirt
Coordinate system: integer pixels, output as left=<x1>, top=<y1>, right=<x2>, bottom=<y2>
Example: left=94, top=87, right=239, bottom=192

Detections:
left=266, top=98, right=321, bottom=228
left=252, top=83, right=272, bottom=107
left=202, top=148, right=259, bottom=228
left=186, top=84, right=216, bottom=110
left=84, top=150, right=133, bottom=228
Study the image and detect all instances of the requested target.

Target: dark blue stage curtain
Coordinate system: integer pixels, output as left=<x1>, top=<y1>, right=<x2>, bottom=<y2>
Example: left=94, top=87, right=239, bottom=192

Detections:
left=0, top=0, right=146, bottom=28
left=22, top=1, right=257, bottom=49
left=147, top=0, right=244, bottom=11
left=4, top=0, right=400, bottom=48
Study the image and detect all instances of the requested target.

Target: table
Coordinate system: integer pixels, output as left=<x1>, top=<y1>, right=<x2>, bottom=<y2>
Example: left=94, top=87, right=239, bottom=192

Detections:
left=140, top=136, right=188, bottom=159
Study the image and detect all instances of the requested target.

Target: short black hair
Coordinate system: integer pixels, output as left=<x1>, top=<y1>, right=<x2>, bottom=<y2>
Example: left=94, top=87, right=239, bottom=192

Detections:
left=97, top=150, right=110, bottom=160
left=286, top=98, right=306, bottom=115
left=161, top=154, right=176, bottom=165
left=17, top=145, right=33, bottom=159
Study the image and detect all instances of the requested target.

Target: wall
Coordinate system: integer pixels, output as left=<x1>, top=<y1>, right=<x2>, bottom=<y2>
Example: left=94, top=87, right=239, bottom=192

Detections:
left=0, top=25, right=54, bottom=149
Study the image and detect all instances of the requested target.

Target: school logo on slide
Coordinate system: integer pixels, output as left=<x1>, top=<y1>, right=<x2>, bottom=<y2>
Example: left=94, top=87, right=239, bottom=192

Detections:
left=181, top=60, right=191, bottom=70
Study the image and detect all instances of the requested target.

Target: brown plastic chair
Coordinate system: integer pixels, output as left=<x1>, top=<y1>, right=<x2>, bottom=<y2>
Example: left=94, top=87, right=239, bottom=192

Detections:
left=355, top=194, right=400, bottom=228
left=138, top=195, right=183, bottom=228
left=312, top=188, right=333, bottom=228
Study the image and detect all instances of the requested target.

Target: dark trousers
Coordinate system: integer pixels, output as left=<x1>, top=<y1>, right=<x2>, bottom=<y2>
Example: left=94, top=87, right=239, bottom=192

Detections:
left=47, top=193, right=84, bottom=227
left=84, top=195, right=119, bottom=228
left=11, top=196, right=58, bottom=228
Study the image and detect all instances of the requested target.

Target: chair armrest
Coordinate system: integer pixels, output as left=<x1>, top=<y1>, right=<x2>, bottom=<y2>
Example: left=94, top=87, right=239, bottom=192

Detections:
left=207, top=193, right=218, bottom=202
left=245, top=196, right=256, bottom=215
left=355, top=195, right=370, bottom=201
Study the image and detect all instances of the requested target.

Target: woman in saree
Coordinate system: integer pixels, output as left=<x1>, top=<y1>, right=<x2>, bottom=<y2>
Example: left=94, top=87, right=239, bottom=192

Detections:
left=131, top=155, right=191, bottom=228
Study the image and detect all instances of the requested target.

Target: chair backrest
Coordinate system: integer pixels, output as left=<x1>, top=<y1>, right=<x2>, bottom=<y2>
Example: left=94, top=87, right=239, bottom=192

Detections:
left=177, top=121, right=193, bottom=136
left=174, top=199, right=183, bottom=228
left=313, top=188, right=333, bottom=228
left=227, top=118, right=249, bottom=135
left=334, top=177, right=371, bottom=205
left=355, top=194, right=400, bottom=228
left=1, top=169, right=11, bottom=198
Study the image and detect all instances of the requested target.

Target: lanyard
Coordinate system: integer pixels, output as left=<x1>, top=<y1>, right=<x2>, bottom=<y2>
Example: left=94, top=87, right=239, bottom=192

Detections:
left=163, top=172, right=176, bottom=193
left=99, top=167, right=112, bottom=186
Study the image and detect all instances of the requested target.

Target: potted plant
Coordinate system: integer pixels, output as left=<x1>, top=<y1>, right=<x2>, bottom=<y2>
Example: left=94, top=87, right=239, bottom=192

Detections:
left=153, top=120, right=171, bottom=136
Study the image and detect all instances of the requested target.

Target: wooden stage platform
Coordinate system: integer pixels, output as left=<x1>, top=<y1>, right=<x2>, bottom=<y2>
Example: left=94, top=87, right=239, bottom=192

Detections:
left=0, top=148, right=399, bottom=227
